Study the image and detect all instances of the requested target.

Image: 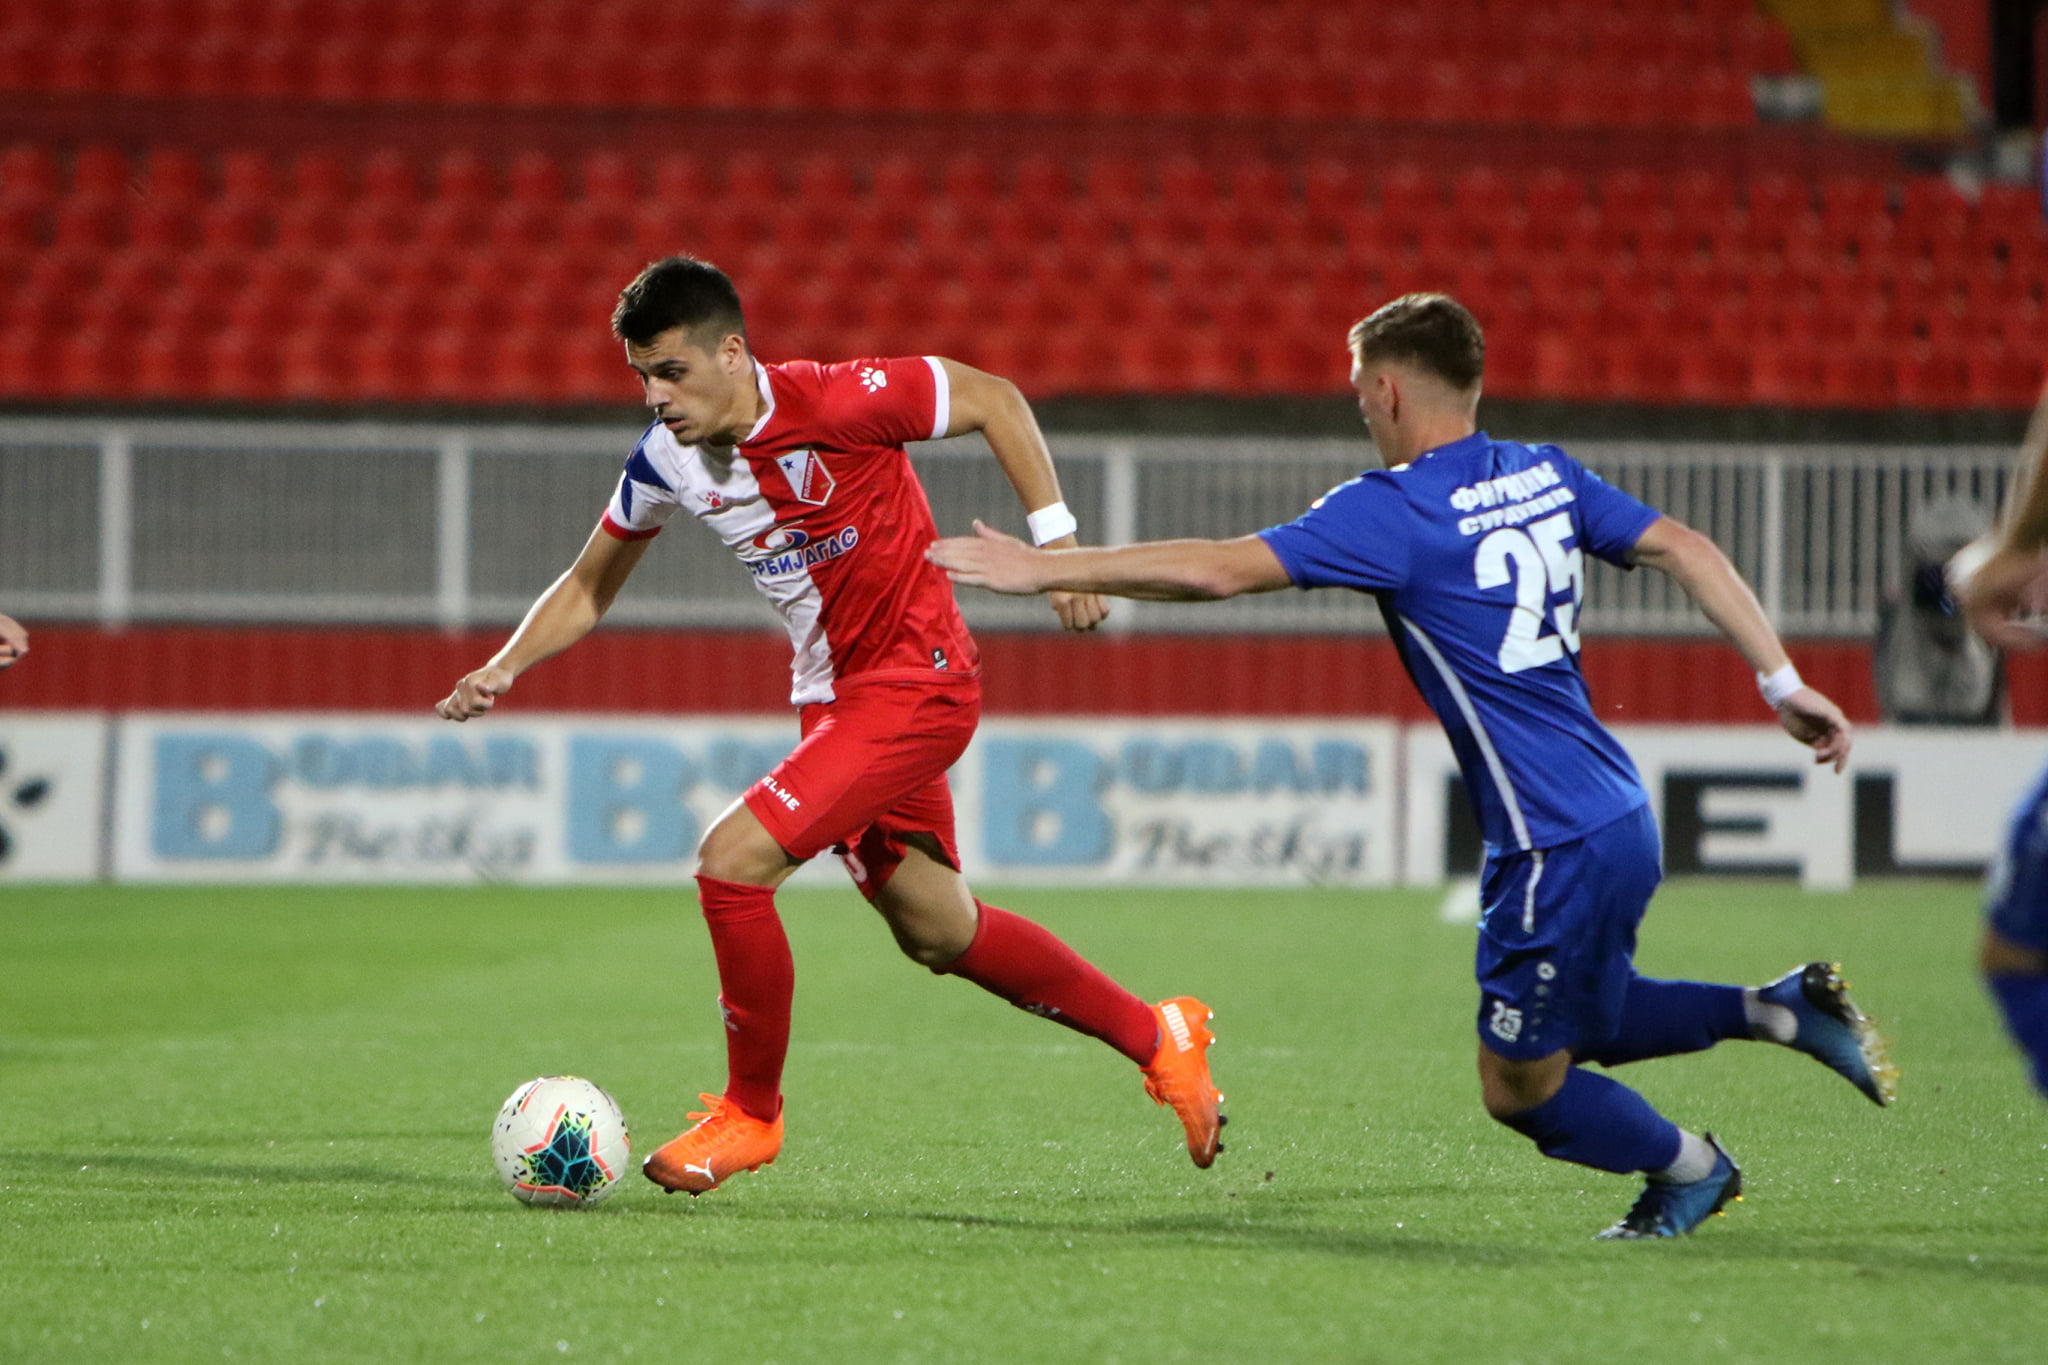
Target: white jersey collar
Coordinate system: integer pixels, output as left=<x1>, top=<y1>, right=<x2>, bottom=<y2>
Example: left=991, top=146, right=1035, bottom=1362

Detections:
left=741, top=360, right=776, bottom=445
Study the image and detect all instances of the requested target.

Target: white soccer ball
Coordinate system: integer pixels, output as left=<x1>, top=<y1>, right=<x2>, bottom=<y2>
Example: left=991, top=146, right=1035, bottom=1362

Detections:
left=491, top=1076, right=631, bottom=1207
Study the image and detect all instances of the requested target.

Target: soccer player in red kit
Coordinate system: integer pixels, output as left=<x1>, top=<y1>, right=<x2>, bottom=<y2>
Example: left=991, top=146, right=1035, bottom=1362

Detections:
left=438, top=256, right=1223, bottom=1193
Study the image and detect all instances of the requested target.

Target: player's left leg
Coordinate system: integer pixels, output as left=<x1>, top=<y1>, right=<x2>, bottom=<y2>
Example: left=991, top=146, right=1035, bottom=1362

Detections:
left=1475, top=806, right=1739, bottom=1237
left=1579, top=966, right=1896, bottom=1107
left=851, top=824, right=1225, bottom=1169
left=1480, top=1045, right=1738, bottom=1240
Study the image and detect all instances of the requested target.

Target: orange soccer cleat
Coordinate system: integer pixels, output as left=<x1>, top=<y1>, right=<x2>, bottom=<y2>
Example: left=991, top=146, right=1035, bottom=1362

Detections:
left=1142, top=996, right=1226, bottom=1169
left=641, top=1093, right=784, bottom=1195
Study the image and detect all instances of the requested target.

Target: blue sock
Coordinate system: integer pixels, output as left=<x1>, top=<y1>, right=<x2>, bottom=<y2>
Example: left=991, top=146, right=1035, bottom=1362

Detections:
left=1579, top=976, right=1750, bottom=1067
left=1988, top=974, right=2048, bottom=1097
left=1499, top=1067, right=1683, bottom=1175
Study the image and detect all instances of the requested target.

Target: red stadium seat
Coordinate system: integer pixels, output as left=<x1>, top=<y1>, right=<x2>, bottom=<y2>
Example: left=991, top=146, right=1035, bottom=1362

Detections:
left=417, top=200, right=491, bottom=251
left=1158, top=156, right=1217, bottom=209
left=70, top=144, right=130, bottom=201
left=50, top=200, right=125, bottom=252
left=1011, top=153, right=1072, bottom=207
left=1966, top=343, right=2045, bottom=409
left=794, top=154, right=856, bottom=207
left=141, top=147, right=207, bottom=205
left=1084, top=155, right=1145, bottom=208
left=581, top=151, right=641, bottom=208
left=940, top=155, right=999, bottom=207
left=1892, top=343, right=1968, bottom=409
left=1747, top=342, right=1827, bottom=406
left=723, top=154, right=779, bottom=205
left=1303, top=161, right=1367, bottom=231
left=489, top=201, right=560, bottom=253
left=1675, top=343, right=1751, bottom=405
left=274, top=200, right=348, bottom=252
left=290, top=152, right=352, bottom=207
left=205, top=326, right=281, bottom=399
left=128, top=199, right=201, bottom=252
left=433, top=150, right=496, bottom=204
left=0, top=200, right=41, bottom=251
left=136, top=325, right=208, bottom=399
left=1745, top=172, right=1814, bottom=227
left=1818, top=347, right=1894, bottom=408
left=0, top=143, right=59, bottom=207
left=362, top=149, right=420, bottom=206
left=217, top=149, right=278, bottom=205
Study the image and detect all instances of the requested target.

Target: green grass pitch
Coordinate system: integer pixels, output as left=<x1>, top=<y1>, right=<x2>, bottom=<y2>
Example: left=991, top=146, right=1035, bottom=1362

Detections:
left=2, top=879, right=2041, bottom=1364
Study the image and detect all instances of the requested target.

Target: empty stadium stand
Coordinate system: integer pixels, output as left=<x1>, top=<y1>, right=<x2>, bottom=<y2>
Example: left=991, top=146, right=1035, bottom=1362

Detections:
left=0, top=1, right=2031, bottom=411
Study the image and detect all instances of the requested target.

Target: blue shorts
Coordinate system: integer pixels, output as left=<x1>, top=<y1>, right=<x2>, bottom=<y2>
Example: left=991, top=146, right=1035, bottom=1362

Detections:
left=1474, top=802, right=1662, bottom=1061
left=1987, top=764, right=2048, bottom=955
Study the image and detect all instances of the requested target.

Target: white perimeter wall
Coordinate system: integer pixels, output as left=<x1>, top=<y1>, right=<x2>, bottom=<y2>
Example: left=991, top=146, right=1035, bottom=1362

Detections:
left=1, top=713, right=2038, bottom=890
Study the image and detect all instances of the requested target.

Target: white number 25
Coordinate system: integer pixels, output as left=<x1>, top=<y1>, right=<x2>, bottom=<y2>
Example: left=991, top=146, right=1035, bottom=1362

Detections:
left=1473, top=511, right=1584, bottom=674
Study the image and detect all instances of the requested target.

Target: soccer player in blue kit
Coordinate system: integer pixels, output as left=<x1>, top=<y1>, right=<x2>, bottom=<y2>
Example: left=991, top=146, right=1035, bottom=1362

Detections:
left=1957, top=382, right=2048, bottom=1098
left=931, top=294, right=1897, bottom=1238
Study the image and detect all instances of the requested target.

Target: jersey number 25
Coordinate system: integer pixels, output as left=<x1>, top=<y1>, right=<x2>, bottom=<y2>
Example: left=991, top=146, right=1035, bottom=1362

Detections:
left=1474, top=511, right=1584, bottom=674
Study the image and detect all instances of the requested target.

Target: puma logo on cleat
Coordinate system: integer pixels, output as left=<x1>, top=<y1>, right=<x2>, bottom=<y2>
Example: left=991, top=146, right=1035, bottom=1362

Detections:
left=685, top=1161, right=716, bottom=1184
left=1162, top=1002, right=1194, bottom=1052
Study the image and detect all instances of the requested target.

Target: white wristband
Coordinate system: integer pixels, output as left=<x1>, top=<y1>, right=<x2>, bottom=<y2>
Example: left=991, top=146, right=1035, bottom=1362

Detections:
left=1757, top=663, right=1804, bottom=708
left=1026, top=502, right=1079, bottom=546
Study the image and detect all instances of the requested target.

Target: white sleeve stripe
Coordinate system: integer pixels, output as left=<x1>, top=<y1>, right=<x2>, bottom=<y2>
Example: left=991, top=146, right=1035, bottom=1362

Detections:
left=1400, top=615, right=1533, bottom=852
left=923, top=355, right=950, bottom=441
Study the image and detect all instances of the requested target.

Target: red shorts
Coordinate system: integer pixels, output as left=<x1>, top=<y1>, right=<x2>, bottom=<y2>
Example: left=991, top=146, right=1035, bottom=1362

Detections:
left=742, top=671, right=981, bottom=897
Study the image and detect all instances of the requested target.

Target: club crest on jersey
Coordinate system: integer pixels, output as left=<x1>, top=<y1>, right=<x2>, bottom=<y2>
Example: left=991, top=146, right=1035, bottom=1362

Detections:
left=775, top=449, right=835, bottom=506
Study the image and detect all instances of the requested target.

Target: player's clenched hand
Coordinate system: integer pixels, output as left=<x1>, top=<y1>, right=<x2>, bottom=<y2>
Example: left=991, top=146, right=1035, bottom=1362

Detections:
left=1050, top=590, right=1109, bottom=632
left=926, top=520, right=1050, bottom=595
left=1958, top=544, right=2048, bottom=652
left=0, top=613, right=26, bottom=669
left=1776, top=687, right=1852, bottom=773
left=437, top=664, right=515, bottom=721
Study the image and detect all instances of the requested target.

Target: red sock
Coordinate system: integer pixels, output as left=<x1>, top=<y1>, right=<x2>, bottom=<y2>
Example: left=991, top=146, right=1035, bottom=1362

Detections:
left=695, top=875, right=793, bottom=1122
left=942, top=902, right=1158, bottom=1065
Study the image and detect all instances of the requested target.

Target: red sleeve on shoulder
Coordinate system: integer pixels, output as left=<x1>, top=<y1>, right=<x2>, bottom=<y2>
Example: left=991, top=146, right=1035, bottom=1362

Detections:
left=599, top=511, right=661, bottom=542
left=809, top=356, right=941, bottom=448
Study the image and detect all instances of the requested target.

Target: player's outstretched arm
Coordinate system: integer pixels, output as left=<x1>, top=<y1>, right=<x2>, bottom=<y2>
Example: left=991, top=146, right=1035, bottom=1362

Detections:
left=0, top=613, right=26, bottom=669
left=937, top=358, right=1107, bottom=632
left=436, top=524, right=653, bottom=721
left=1958, top=379, right=2048, bottom=650
left=929, top=520, right=1292, bottom=602
left=1629, top=515, right=1852, bottom=771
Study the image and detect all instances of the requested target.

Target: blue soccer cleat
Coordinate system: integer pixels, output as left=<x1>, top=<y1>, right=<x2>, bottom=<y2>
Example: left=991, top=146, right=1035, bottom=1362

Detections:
left=1596, top=1134, right=1743, bottom=1240
left=1757, top=962, right=1898, bottom=1107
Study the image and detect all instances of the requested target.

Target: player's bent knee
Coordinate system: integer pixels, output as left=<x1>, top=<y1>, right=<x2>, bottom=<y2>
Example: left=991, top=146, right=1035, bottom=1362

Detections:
left=695, top=804, right=799, bottom=888
left=1477, top=1047, right=1569, bottom=1121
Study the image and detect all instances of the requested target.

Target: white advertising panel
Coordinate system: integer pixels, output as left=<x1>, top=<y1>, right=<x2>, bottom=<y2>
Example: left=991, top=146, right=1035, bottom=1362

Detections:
left=113, top=714, right=804, bottom=884
left=111, top=714, right=1400, bottom=887
left=0, top=712, right=109, bottom=881
left=1403, top=724, right=2048, bottom=889
left=954, top=719, right=1400, bottom=887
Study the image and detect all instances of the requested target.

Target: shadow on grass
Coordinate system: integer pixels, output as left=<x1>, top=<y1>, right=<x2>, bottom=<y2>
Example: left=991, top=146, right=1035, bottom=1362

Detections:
left=634, top=1195, right=2048, bottom=1286
left=10, top=1150, right=479, bottom=1191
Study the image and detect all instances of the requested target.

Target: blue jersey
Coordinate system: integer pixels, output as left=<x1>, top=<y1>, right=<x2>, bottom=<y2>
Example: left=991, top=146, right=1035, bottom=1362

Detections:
left=1260, top=431, right=1662, bottom=852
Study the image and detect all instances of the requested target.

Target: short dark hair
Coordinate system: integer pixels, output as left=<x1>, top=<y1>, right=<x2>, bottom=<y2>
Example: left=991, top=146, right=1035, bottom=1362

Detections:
left=1347, top=293, right=1485, bottom=391
left=612, top=256, right=748, bottom=349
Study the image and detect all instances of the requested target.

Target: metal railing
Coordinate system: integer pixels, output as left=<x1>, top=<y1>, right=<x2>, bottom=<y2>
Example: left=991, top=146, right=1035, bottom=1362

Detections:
left=0, top=416, right=2016, bottom=637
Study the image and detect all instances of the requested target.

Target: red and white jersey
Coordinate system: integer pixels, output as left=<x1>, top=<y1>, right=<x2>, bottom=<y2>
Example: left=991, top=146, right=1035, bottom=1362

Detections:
left=599, top=356, right=980, bottom=705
